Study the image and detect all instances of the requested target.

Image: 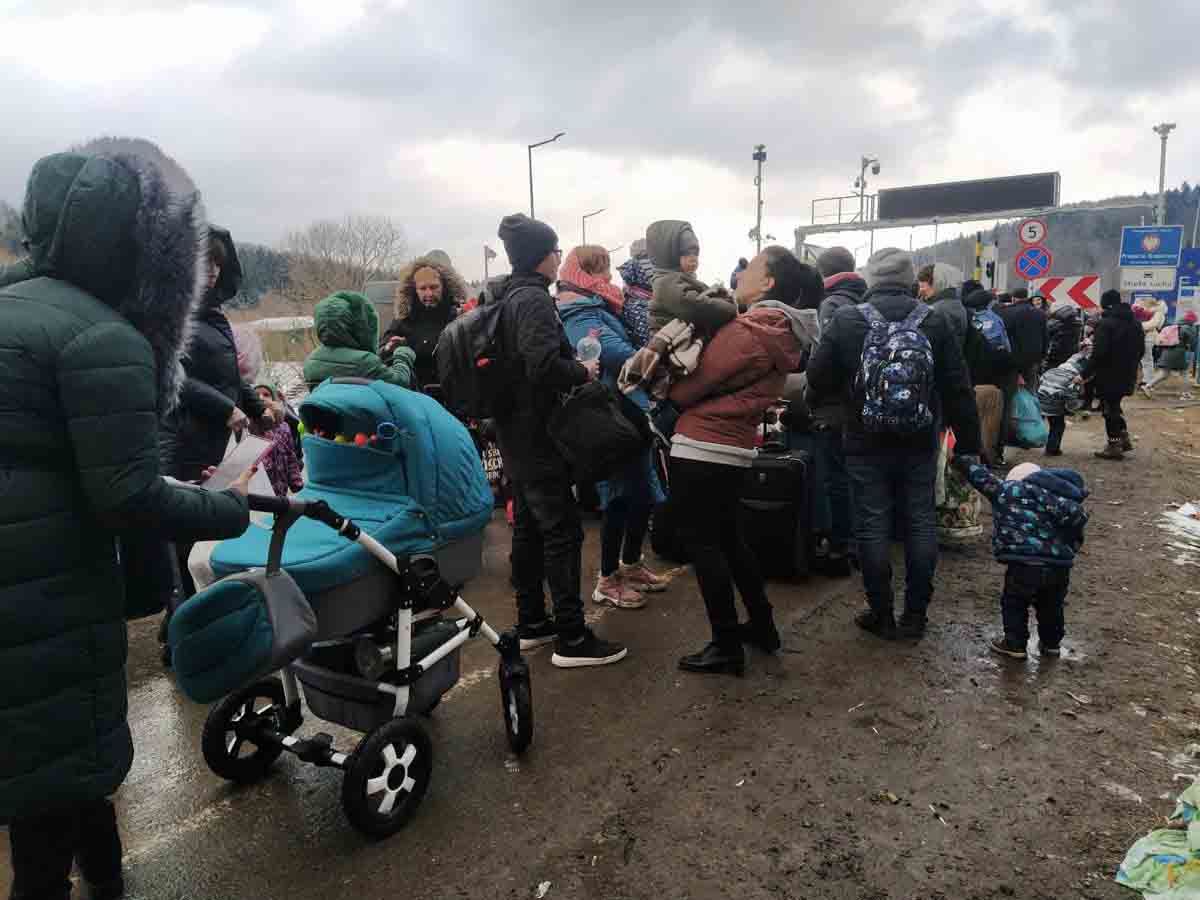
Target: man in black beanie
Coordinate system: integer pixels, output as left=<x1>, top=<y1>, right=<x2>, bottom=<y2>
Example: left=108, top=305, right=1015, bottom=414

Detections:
left=1080, top=289, right=1143, bottom=460
left=489, top=214, right=628, bottom=668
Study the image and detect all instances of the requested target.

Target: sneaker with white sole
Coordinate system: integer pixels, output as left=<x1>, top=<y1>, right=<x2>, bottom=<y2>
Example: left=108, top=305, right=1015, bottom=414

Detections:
left=592, top=573, right=646, bottom=609
left=552, top=629, right=628, bottom=668
left=516, top=619, right=557, bottom=651
left=619, top=561, right=668, bottom=593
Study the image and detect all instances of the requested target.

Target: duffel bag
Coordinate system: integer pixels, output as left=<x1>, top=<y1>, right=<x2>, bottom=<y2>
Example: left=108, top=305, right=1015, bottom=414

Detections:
left=548, top=382, right=646, bottom=483
left=168, top=569, right=317, bottom=704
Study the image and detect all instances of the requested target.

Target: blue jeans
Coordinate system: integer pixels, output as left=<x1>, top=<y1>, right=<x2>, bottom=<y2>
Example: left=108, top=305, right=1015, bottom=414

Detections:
left=846, top=452, right=938, bottom=622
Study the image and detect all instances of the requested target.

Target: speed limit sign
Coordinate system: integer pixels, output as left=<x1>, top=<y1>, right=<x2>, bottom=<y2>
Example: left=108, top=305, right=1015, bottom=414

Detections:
left=1018, top=218, right=1048, bottom=245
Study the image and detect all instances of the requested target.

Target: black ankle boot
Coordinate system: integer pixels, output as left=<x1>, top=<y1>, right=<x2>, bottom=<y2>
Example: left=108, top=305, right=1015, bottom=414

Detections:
left=678, top=642, right=745, bottom=676
left=855, top=609, right=897, bottom=640
left=739, top=617, right=782, bottom=654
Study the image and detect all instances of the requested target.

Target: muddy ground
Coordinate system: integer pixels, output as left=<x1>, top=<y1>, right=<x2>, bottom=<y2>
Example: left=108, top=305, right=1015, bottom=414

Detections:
left=4, top=398, right=1200, bottom=900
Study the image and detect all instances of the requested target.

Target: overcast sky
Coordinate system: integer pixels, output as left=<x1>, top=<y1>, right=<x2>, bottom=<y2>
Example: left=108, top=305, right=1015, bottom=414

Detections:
left=3, top=0, right=1197, bottom=285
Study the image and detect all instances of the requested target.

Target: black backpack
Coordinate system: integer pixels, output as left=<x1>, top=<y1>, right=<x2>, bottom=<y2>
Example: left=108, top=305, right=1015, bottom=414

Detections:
left=435, top=298, right=511, bottom=419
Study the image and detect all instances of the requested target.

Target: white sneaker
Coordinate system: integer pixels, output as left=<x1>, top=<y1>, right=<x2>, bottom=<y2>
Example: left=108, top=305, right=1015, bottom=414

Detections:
left=592, top=574, right=646, bottom=609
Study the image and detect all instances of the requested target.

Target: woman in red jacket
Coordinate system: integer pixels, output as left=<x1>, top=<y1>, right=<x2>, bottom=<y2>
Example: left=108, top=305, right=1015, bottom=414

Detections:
left=670, top=247, right=821, bottom=676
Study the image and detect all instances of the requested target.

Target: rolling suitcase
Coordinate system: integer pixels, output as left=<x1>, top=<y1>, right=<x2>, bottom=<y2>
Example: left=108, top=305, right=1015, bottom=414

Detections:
left=739, top=432, right=813, bottom=580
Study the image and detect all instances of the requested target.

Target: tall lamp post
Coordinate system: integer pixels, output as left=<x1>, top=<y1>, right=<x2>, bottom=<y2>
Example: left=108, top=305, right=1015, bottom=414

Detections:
left=582, top=208, right=606, bottom=245
left=528, top=132, right=565, bottom=219
left=855, top=155, right=881, bottom=224
left=751, top=144, right=767, bottom=253
left=1153, top=123, right=1176, bottom=226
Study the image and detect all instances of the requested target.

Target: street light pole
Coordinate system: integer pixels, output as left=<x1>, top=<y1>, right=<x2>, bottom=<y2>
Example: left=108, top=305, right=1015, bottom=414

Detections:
left=527, top=132, right=566, bottom=219
left=855, top=155, right=880, bottom=224
left=1153, top=123, right=1176, bottom=226
left=752, top=145, right=767, bottom=253
left=582, top=208, right=606, bottom=245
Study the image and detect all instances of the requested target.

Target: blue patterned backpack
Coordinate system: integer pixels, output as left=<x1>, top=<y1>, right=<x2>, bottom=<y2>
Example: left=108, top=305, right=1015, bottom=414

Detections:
left=856, top=302, right=936, bottom=434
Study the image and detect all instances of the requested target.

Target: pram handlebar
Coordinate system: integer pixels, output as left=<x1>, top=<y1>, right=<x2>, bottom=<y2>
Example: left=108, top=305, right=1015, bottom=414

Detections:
left=247, top=494, right=359, bottom=538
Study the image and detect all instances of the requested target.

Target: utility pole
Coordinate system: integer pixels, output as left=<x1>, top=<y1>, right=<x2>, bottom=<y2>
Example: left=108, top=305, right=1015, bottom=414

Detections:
left=1153, top=122, right=1176, bottom=226
left=527, top=132, right=565, bottom=219
left=752, top=145, right=767, bottom=253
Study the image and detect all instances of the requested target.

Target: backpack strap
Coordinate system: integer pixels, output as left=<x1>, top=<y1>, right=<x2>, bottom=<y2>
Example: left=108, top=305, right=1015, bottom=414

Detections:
left=901, top=303, right=932, bottom=330
left=857, top=302, right=887, bottom=329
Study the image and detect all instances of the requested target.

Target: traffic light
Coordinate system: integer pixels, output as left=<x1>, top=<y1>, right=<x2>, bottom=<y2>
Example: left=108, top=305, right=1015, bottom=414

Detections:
left=986, top=261, right=996, bottom=280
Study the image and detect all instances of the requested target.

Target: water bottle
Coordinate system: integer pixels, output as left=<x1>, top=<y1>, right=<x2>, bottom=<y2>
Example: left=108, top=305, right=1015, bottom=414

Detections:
left=576, top=328, right=602, bottom=363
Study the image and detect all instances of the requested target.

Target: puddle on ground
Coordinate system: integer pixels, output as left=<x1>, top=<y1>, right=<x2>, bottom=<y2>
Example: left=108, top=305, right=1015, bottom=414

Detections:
left=1160, top=505, right=1200, bottom=567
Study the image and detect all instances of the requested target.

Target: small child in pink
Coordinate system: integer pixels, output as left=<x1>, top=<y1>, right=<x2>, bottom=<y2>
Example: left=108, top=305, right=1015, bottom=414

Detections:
left=250, top=385, right=304, bottom=497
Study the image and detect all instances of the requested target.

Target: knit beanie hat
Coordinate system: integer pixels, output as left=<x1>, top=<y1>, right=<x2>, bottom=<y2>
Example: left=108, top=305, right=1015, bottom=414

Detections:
left=630, top=238, right=648, bottom=259
left=816, top=246, right=856, bottom=278
left=864, top=248, right=915, bottom=289
left=964, top=288, right=994, bottom=311
left=498, top=214, right=559, bottom=274
left=1100, top=289, right=1122, bottom=310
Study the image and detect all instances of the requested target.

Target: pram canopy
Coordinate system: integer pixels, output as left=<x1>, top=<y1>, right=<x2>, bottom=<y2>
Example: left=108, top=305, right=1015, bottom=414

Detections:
left=210, top=380, right=493, bottom=596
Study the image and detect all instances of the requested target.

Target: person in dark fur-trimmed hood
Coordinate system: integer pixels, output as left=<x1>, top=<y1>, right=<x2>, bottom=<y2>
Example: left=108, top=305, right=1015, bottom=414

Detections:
left=0, top=138, right=254, bottom=900
left=380, top=250, right=469, bottom=389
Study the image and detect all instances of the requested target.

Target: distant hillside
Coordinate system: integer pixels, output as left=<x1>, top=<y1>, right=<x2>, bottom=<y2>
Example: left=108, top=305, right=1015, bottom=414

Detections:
left=911, top=183, right=1198, bottom=291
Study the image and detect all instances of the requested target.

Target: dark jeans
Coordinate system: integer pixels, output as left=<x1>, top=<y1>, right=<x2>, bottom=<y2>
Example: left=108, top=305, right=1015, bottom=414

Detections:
left=790, top=428, right=852, bottom=554
left=671, top=457, right=770, bottom=649
left=600, top=498, right=652, bottom=576
left=511, top=477, right=585, bottom=636
left=1100, top=394, right=1127, bottom=439
left=8, top=798, right=122, bottom=900
left=1001, top=562, right=1069, bottom=647
left=1046, top=415, right=1066, bottom=453
left=846, top=451, right=938, bottom=622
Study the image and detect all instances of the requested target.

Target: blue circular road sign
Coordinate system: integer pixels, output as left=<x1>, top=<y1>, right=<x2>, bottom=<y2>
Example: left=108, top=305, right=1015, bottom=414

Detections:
left=1015, top=244, right=1052, bottom=281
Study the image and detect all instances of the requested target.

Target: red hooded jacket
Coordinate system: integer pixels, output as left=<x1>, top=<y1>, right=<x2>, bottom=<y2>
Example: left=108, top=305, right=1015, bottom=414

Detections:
left=669, top=305, right=807, bottom=454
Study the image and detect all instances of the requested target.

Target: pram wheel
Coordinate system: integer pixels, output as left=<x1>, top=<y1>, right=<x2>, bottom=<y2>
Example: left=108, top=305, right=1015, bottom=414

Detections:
left=202, top=678, right=289, bottom=784
left=342, top=717, right=433, bottom=838
left=498, top=661, right=533, bottom=755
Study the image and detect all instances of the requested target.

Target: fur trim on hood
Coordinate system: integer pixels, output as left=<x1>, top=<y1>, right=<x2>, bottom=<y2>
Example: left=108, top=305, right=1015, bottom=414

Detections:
left=393, top=253, right=468, bottom=321
left=27, top=137, right=207, bottom=412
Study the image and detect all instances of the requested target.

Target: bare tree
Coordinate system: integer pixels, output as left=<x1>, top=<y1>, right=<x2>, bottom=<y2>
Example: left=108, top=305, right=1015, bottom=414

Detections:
left=282, top=214, right=406, bottom=310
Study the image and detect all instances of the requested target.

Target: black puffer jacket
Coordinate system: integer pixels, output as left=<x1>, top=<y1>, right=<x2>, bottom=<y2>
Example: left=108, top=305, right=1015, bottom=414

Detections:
left=809, top=272, right=869, bottom=428
left=1045, top=305, right=1082, bottom=369
left=807, top=285, right=982, bottom=456
left=998, top=300, right=1048, bottom=369
left=1082, top=303, right=1144, bottom=398
left=160, top=228, right=266, bottom=481
left=489, top=274, right=589, bottom=482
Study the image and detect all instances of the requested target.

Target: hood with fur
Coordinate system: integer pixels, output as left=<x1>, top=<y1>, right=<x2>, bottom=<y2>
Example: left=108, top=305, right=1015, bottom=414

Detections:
left=393, top=253, right=468, bottom=322
left=21, top=137, right=206, bottom=411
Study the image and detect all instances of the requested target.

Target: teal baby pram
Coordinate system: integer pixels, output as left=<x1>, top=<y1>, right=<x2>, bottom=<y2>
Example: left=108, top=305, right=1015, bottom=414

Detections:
left=169, top=379, right=532, bottom=838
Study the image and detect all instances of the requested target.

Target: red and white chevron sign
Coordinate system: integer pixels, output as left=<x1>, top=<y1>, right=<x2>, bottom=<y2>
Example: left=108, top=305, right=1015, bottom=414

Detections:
left=1030, top=275, right=1100, bottom=309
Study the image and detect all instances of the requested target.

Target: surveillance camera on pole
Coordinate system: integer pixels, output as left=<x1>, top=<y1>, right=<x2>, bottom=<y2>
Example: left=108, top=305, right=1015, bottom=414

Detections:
left=752, top=144, right=767, bottom=253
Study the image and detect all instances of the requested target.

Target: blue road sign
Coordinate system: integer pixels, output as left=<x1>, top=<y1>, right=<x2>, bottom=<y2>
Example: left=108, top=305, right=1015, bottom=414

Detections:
left=1015, top=244, right=1052, bottom=280
left=1119, top=225, right=1184, bottom=267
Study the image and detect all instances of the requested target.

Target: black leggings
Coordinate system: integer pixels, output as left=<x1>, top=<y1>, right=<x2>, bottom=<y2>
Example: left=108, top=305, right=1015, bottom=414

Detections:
left=600, top=498, right=652, bottom=576
left=671, top=457, right=770, bottom=648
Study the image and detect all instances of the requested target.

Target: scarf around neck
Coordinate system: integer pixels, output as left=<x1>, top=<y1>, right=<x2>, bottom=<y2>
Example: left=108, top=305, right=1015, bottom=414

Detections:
left=557, top=249, right=625, bottom=312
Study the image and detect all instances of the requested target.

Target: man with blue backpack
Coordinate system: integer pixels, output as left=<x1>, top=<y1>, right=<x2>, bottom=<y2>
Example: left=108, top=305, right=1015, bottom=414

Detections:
left=807, top=248, right=982, bottom=641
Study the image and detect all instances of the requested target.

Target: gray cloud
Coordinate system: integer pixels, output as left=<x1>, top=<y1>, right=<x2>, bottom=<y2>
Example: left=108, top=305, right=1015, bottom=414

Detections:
left=1, top=1, right=1197, bottom=282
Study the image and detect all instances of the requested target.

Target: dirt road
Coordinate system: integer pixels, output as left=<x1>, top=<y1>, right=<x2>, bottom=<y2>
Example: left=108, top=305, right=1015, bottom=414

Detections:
left=4, top=401, right=1199, bottom=900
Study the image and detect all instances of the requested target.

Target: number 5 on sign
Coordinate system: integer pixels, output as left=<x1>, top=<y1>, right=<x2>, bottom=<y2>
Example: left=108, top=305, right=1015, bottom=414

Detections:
left=1018, top=218, right=1048, bottom=246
